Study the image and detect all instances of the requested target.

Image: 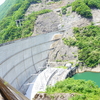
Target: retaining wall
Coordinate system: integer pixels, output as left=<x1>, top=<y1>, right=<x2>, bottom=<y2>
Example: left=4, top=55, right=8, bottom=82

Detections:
left=0, top=32, right=60, bottom=94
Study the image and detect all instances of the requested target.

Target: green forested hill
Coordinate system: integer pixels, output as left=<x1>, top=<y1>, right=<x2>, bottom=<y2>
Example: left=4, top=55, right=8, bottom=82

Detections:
left=0, top=0, right=25, bottom=20
left=0, top=0, right=41, bottom=20
left=0, top=0, right=52, bottom=44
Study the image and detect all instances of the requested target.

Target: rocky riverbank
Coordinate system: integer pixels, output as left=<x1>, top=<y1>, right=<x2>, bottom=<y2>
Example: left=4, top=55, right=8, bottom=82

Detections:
left=76, top=65, right=100, bottom=73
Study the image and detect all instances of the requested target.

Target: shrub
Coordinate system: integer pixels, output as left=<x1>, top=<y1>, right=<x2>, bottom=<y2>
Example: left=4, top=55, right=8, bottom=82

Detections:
left=76, top=3, right=92, bottom=18
left=61, top=4, right=71, bottom=15
left=72, top=0, right=83, bottom=11
left=45, top=78, right=100, bottom=100
left=84, top=0, right=100, bottom=8
left=61, top=6, right=67, bottom=14
left=72, top=0, right=92, bottom=18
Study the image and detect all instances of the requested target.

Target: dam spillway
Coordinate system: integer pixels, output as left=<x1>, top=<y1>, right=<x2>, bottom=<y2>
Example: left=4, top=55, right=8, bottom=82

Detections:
left=0, top=31, right=61, bottom=94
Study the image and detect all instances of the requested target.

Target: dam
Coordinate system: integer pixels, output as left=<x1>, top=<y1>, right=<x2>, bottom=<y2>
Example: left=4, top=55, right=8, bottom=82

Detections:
left=0, top=31, right=61, bottom=94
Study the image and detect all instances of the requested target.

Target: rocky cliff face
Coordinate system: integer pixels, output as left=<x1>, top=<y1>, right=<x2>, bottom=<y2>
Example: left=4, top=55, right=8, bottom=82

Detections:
left=33, top=12, right=60, bottom=35
left=47, top=10, right=91, bottom=67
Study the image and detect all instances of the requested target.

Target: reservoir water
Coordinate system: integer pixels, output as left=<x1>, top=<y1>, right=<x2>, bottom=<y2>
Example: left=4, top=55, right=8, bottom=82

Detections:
left=73, top=72, right=100, bottom=87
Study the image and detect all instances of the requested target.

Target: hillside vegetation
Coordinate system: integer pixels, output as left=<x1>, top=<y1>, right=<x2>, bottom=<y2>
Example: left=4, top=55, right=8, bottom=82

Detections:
left=63, top=25, right=100, bottom=67
left=61, top=0, right=100, bottom=18
left=45, top=78, right=100, bottom=100
left=0, top=0, right=25, bottom=20
left=0, top=0, right=52, bottom=44
left=1, top=0, right=100, bottom=44
left=72, top=0, right=100, bottom=18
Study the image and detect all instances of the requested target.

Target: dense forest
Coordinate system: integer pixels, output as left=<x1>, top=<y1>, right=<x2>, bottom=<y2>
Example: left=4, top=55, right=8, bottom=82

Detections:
left=0, top=0, right=52, bottom=44
left=45, top=78, right=100, bottom=100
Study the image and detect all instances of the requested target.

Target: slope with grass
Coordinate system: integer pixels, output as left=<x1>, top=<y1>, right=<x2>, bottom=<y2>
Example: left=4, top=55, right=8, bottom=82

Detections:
left=45, top=78, right=100, bottom=100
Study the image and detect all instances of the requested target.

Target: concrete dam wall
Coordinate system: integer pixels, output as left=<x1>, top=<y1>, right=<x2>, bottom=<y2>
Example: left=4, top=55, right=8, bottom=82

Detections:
left=0, top=32, right=61, bottom=94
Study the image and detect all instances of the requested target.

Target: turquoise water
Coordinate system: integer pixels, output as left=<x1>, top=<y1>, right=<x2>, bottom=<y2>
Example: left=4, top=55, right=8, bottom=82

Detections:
left=73, top=72, right=100, bottom=87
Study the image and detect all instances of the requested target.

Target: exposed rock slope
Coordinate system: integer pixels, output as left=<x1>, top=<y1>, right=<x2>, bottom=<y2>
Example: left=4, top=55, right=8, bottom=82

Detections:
left=48, top=11, right=91, bottom=67
left=25, top=0, right=100, bottom=68
left=48, top=8, right=100, bottom=67
left=34, top=12, right=60, bottom=35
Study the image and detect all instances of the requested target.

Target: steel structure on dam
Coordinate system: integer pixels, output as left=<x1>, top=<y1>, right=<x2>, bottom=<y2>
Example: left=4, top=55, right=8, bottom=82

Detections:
left=0, top=31, right=61, bottom=94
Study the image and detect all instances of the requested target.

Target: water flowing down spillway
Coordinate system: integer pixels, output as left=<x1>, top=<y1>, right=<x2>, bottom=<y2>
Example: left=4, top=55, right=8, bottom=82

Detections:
left=73, top=72, right=100, bottom=87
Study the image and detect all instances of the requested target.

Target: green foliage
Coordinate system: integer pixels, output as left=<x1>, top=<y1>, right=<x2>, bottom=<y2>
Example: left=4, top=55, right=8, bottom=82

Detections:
left=45, top=78, right=100, bottom=100
left=63, top=25, right=100, bottom=67
left=75, top=63, right=79, bottom=67
left=0, top=0, right=41, bottom=20
left=72, top=0, right=83, bottom=12
left=0, top=0, right=52, bottom=44
left=72, top=0, right=100, bottom=18
left=63, top=37, right=76, bottom=46
left=72, top=0, right=92, bottom=18
left=61, top=6, right=67, bottom=14
left=0, top=0, right=25, bottom=20
left=84, top=0, right=100, bottom=8
left=6, top=3, right=21, bottom=16
left=61, top=4, right=71, bottom=15
left=76, top=3, right=92, bottom=18
left=56, top=66, right=67, bottom=69
left=21, top=9, right=52, bottom=38
left=0, top=2, right=51, bottom=44
left=56, top=59, right=62, bottom=62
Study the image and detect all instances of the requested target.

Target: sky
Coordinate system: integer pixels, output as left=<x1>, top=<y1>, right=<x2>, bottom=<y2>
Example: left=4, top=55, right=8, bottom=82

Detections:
left=0, top=0, right=5, bottom=5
